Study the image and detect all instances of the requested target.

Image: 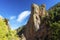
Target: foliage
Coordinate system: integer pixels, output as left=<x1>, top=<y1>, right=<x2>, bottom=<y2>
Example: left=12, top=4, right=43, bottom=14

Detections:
left=7, top=30, right=20, bottom=40
left=48, top=3, right=60, bottom=40
left=0, top=18, right=19, bottom=40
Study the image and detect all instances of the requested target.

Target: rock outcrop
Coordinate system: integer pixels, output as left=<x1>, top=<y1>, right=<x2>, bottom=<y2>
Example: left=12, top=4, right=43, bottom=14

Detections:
left=17, top=4, right=49, bottom=40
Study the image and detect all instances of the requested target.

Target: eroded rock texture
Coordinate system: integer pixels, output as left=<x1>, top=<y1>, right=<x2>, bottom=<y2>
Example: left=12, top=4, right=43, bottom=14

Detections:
left=17, top=4, right=50, bottom=40
left=23, top=4, right=49, bottom=40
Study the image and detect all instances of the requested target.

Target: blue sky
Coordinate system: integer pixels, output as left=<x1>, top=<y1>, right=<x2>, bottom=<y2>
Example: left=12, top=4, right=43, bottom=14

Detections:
left=0, top=0, right=60, bottom=30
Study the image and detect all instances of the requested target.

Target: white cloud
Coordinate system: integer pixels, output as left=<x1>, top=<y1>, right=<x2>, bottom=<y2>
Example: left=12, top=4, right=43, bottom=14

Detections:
left=17, top=11, right=31, bottom=22
left=10, top=16, right=16, bottom=20
left=0, top=15, right=3, bottom=18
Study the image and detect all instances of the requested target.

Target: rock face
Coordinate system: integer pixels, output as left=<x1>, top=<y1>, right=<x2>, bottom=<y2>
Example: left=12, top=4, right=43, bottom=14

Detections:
left=17, top=4, right=49, bottom=40
left=23, top=4, right=49, bottom=40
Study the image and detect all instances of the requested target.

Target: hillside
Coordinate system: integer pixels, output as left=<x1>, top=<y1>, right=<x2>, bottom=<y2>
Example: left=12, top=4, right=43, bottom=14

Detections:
left=0, top=17, right=20, bottom=40
left=0, top=3, right=60, bottom=40
left=48, top=3, right=60, bottom=40
left=17, top=3, right=60, bottom=40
